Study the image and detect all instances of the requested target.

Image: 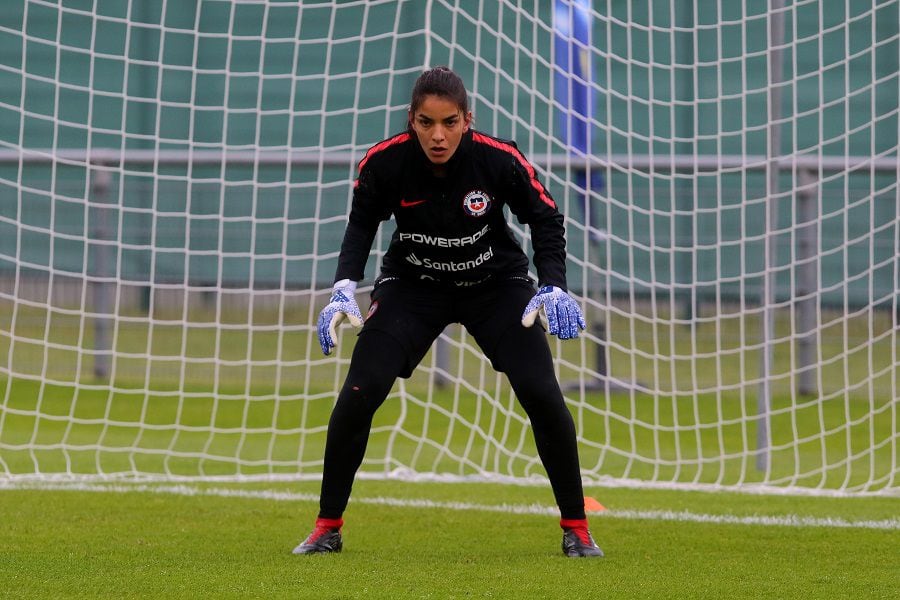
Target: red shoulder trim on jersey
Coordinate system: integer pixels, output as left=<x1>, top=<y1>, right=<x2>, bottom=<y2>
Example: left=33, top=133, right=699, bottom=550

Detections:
left=354, top=133, right=411, bottom=187
left=471, top=132, right=555, bottom=209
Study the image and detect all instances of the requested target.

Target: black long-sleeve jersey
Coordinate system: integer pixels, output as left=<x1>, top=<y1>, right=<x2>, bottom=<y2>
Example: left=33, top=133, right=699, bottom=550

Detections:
left=334, top=128, right=568, bottom=290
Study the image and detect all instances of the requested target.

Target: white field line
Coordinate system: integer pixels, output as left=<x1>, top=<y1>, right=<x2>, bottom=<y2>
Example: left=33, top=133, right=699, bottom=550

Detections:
left=3, top=480, right=899, bottom=531
left=4, top=471, right=898, bottom=498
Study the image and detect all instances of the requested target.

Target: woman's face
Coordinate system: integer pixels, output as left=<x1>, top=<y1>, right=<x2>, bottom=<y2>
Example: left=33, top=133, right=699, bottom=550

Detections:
left=409, top=94, right=472, bottom=165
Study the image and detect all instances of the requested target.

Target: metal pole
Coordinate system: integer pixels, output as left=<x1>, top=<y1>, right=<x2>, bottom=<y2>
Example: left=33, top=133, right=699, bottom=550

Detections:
left=90, top=165, right=113, bottom=380
left=796, top=168, right=818, bottom=396
left=3, top=148, right=895, bottom=172
left=676, top=0, right=696, bottom=323
left=434, top=329, right=450, bottom=389
left=757, top=0, right=786, bottom=473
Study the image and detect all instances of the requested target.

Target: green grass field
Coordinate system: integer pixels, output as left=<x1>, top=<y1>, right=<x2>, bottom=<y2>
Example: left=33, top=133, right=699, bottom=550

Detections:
left=1, top=302, right=898, bottom=597
left=1, top=479, right=899, bottom=599
left=1, top=366, right=898, bottom=598
left=1, top=372, right=897, bottom=490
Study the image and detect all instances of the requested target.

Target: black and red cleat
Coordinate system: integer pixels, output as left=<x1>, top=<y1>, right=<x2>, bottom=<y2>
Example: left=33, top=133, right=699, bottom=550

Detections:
left=292, top=518, right=343, bottom=555
left=560, top=519, right=604, bottom=558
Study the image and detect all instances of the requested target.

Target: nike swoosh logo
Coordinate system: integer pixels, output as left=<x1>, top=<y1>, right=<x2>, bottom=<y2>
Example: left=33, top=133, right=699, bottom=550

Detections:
left=400, top=198, right=427, bottom=207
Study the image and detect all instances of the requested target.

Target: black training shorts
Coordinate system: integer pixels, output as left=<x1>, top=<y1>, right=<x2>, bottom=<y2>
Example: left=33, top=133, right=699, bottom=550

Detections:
left=358, top=276, right=544, bottom=378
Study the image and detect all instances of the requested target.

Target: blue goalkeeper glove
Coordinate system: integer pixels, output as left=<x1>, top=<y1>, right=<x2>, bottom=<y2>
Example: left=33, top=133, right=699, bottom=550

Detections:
left=521, top=285, right=586, bottom=340
left=317, top=279, right=363, bottom=356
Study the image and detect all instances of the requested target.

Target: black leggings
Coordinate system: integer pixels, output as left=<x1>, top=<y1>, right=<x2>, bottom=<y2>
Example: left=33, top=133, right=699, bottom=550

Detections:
left=318, top=327, right=587, bottom=521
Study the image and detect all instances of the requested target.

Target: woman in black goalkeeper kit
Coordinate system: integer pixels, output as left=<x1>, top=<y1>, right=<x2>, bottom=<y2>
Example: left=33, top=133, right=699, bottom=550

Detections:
left=294, top=66, right=603, bottom=558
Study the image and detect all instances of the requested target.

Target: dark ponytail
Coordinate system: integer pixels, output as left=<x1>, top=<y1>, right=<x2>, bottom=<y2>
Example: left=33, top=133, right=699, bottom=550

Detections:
left=409, top=66, right=469, bottom=115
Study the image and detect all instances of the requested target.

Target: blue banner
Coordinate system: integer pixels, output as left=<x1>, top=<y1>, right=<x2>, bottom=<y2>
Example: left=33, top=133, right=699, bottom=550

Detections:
left=553, top=0, right=603, bottom=242
left=553, top=0, right=592, bottom=154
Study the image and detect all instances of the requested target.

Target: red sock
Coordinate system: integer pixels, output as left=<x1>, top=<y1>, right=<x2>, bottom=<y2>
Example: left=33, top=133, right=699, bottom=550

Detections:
left=315, top=517, right=344, bottom=530
left=560, top=518, right=589, bottom=531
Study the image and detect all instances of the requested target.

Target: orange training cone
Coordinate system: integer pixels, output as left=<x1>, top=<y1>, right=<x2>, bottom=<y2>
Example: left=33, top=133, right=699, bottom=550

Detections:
left=584, top=496, right=607, bottom=512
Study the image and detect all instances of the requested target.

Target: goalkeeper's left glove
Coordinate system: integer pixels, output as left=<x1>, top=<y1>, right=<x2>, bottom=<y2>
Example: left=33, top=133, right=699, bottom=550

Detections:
left=521, top=285, right=586, bottom=340
left=317, top=279, right=363, bottom=356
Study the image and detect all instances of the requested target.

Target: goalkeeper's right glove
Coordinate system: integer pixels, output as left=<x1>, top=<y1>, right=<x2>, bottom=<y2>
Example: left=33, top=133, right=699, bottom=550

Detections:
left=317, top=279, right=363, bottom=356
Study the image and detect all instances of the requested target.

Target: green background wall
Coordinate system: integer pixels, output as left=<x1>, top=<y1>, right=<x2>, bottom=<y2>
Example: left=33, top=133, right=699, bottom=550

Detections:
left=1, top=0, right=897, bottom=307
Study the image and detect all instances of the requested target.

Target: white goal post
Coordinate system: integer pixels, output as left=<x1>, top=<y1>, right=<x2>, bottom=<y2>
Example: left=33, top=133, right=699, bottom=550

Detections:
left=0, top=0, right=897, bottom=495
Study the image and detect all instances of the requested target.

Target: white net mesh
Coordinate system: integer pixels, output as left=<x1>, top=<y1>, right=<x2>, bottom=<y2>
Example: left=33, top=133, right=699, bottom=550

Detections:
left=0, top=0, right=897, bottom=494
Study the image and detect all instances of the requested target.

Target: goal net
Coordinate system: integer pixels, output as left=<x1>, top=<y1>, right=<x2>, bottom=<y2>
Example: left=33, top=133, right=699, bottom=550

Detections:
left=1, top=0, right=897, bottom=495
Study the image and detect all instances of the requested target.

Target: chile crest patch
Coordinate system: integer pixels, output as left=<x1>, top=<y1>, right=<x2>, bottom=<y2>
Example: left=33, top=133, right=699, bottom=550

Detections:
left=365, top=300, right=379, bottom=321
left=462, top=190, right=491, bottom=217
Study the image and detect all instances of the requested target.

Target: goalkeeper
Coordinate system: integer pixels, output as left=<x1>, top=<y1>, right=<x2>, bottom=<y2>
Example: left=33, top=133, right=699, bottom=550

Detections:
left=294, top=66, right=603, bottom=558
